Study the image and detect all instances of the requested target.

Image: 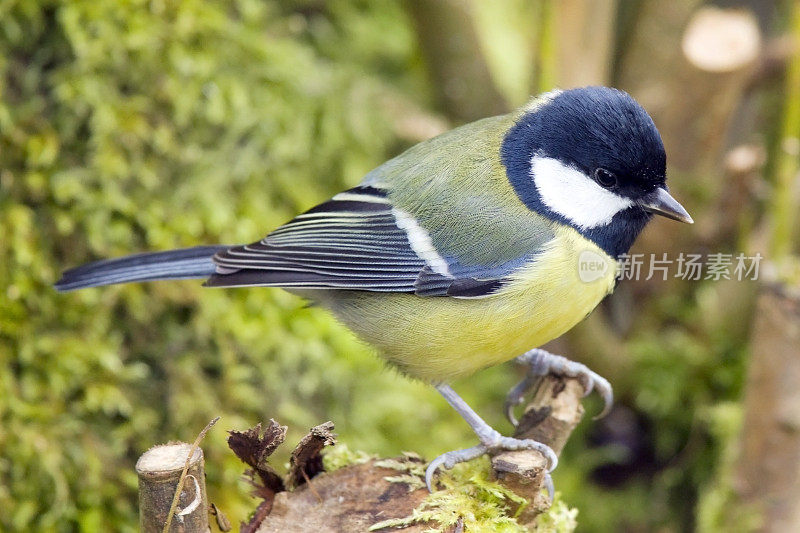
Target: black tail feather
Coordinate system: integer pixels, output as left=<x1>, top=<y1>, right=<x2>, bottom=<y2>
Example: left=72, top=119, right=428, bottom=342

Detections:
left=55, top=245, right=231, bottom=292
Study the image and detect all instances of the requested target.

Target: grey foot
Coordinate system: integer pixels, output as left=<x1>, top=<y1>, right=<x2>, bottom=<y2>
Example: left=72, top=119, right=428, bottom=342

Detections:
left=428, top=384, right=558, bottom=495
left=505, top=348, right=613, bottom=426
left=424, top=433, right=558, bottom=492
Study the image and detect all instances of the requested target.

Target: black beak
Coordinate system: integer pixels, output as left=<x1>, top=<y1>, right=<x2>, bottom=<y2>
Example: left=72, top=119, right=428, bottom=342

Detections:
left=638, top=187, right=693, bottom=224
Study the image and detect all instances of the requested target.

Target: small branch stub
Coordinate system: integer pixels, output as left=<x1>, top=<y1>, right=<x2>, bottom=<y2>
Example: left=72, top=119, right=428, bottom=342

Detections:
left=492, top=375, right=586, bottom=525
left=136, top=442, right=209, bottom=533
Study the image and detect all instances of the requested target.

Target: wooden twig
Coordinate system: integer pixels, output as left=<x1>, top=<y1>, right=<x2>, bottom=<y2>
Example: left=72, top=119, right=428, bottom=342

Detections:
left=492, top=375, right=586, bottom=527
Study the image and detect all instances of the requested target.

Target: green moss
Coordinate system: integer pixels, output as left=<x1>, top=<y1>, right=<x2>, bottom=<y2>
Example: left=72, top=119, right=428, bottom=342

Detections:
left=368, top=456, right=577, bottom=533
left=536, top=495, right=579, bottom=533
left=0, top=1, right=430, bottom=530
left=322, top=442, right=376, bottom=472
left=375, top=451, right=428, bottom=492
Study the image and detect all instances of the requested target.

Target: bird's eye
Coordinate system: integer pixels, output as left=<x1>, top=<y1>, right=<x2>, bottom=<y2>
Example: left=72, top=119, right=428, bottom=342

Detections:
left=594, top=168, right=618, bottom=189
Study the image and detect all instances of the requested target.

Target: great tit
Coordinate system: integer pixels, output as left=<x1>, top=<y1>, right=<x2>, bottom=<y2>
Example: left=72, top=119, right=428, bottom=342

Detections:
left=56, top=86, right=692, bottom=491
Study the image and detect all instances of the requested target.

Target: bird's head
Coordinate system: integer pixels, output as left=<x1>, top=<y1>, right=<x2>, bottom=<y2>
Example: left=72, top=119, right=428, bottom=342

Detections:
left=501, top=86, right=692, bottom=257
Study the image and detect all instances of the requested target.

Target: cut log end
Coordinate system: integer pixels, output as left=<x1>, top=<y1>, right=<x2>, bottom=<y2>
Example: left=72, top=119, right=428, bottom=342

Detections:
left=136, top=443, right=209, bottom=533
left=136, top=442, right=203, bottom=477
left=682, top=7, right=761, bottom=73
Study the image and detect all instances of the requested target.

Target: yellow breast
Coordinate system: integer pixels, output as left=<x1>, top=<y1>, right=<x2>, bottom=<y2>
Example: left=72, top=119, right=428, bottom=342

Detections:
left=317, top=226, right=617, bottom=382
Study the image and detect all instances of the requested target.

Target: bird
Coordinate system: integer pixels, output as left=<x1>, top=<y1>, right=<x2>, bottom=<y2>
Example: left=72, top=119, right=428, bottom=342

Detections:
left=56, top=86, right=692, bottom=493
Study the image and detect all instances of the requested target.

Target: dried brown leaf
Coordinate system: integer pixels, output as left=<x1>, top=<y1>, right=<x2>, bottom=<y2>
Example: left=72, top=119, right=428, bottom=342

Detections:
left=286, top=421, right=336, bottom=489
left=228, top=420, right=287, bottom=496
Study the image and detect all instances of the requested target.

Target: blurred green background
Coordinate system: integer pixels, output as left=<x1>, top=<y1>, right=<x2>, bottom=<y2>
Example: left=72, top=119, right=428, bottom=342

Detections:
left=2, top=0, right=799, bottom=531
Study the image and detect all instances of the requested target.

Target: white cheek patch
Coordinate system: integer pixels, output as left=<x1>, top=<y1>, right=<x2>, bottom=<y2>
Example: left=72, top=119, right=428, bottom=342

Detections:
left=531, top=156, right=633, bottom=229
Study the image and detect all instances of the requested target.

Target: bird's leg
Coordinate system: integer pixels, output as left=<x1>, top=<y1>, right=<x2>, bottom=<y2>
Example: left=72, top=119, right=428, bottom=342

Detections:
left=505, top=348, right=613, bottom=426
left=425, top=383, right=558, bottom=492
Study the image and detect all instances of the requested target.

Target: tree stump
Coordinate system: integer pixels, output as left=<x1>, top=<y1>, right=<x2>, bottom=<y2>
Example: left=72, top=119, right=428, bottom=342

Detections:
left=244, top=374, right=585, bottom=532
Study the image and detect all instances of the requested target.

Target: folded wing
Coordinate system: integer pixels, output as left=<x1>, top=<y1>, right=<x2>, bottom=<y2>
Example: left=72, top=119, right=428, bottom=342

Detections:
left=207, top=186, right=511, bottom=297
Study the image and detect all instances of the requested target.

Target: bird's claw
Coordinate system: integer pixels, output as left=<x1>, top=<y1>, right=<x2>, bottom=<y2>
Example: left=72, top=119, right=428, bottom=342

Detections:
left=505, top=349, right=614, bottom=425
left=544, top=472, right=554, bottom=501
left=425, top=444, right=486, bottom=491
left=425, top=437, right=557, bottom=492
left=579, top=370, right=613, bottom=420
left=504, top=374, right=536, bottom=426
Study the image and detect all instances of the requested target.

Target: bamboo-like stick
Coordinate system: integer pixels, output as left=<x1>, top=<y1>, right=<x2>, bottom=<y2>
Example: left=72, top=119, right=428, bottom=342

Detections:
left=769, top=2, right=800, bottom=262
left=136, top=443, right=209, bottom=533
